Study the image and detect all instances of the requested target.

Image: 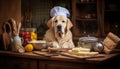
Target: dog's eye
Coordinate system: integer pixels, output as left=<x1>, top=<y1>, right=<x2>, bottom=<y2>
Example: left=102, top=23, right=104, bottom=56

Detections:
left=55, top=20, right=58, bottom=23
left=62, top=20, right=65, bottom=23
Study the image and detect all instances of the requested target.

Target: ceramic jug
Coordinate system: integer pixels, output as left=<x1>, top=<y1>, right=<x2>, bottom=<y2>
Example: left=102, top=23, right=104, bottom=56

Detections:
left=12, top=34, right=23, bottom=52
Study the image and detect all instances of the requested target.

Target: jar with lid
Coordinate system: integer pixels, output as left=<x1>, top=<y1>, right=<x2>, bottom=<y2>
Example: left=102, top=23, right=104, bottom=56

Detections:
left=20, top=28, right=37, bottom=46
left=78, top=36, right=98, bottom=51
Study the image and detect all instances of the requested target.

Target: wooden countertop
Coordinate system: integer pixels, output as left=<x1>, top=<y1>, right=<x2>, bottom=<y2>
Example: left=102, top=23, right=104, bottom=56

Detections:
left=0, top=51, right=119, bottom=63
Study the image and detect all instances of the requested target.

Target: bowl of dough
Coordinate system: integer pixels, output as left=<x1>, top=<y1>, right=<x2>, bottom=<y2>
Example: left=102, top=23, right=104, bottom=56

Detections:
left=28, top=40, right=46, bottom=50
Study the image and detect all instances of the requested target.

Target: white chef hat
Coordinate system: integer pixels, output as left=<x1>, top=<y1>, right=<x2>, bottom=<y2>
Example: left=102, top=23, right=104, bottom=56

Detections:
left=50, top=6, right=70, bottom=17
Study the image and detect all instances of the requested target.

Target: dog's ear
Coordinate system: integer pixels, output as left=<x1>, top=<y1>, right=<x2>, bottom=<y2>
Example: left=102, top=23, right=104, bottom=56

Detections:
left=66, top=18, right=73, bottom=31
left=47, top=17, right=55, bottom=29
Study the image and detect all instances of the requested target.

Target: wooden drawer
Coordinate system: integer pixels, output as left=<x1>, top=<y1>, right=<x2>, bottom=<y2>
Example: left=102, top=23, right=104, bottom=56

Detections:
left=39, top=60, right=98, bottom=69
left=1, top=57, right=37, bottom=69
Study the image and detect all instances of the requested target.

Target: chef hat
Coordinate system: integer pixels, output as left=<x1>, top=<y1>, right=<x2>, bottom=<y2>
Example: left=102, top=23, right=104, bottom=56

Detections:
left=50, top=6, right=70, bottom=17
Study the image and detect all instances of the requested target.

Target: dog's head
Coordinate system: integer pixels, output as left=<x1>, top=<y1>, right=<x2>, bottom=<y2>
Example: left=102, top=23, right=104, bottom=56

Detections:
left=47, top=15, right=73, bottom=38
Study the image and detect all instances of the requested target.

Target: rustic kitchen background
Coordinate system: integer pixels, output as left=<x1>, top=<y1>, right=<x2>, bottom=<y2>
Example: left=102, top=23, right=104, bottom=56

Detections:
left=0, top=0, right=21, bottom=35
left=21, top=0, right=71, bottom=39
left=0, top=0, right=120, bottom=46
left=0, top=0, right=71, bottom=38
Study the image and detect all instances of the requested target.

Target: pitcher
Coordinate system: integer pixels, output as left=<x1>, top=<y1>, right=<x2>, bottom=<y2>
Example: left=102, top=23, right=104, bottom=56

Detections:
left=10, top=19, right=25, bottom=53
left=12, top=34, right=23, bottom=52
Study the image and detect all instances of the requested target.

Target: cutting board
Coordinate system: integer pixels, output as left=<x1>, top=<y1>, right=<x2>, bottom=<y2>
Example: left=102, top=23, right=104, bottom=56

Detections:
left=33, top=51, right=105, bottom=59
left=60, top=52, right=105, bottom=59
left=33, top=51, right=60, bottom=57
left=2, top=22, right=12, bottom=50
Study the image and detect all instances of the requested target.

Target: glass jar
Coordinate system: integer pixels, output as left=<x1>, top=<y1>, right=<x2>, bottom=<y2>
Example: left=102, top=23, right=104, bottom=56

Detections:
left=20, top=28, right=37, bottom=46
left=78, top=36, right=98, bottom=51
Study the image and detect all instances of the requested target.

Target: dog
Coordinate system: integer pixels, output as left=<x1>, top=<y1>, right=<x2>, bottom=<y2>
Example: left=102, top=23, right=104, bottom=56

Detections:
left=44, top=15, right=75, bottom=48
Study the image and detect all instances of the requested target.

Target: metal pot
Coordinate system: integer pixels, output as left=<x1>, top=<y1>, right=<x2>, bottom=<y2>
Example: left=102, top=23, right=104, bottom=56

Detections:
left=94, top=42, right=104, bottom=53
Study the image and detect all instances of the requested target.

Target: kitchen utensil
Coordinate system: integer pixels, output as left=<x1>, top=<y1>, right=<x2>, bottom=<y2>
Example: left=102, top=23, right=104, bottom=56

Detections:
left=33, top=51, right=59, bottom=57
left=8, top=18, right=17, bottom=34
left=93, top=42, right=104, bottom=53
left=9, top=19, right=25, bottom=52
left=17, top=22, right=21, bottom=34
left=61, top=52, right=105, bottom=59
left=2, top=22, right=12, bottom=50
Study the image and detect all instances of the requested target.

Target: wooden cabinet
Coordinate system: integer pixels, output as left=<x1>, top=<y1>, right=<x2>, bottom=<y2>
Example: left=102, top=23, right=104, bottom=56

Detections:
left=101, top=0, right=120, bottom=37
left=39, top=60, right=98, bottom=69
left=0, top=57, right=5, bottom=69
left=0, top=51, right=120, bottom=69
left=72, top=0, right=101, bottom=37
left=0, top=57, right=37, bottom=69
left=72, top=0, right=120, bottom=38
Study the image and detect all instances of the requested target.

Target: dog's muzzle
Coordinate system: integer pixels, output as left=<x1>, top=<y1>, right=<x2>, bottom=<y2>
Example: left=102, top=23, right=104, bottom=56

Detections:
left=57, top=25, right=63, bottom=38
left=57, top=25, right=62, bottom=32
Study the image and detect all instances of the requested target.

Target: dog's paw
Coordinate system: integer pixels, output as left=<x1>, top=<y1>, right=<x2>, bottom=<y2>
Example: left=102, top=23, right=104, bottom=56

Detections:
left=62, top=42, right=74, bottom=48
left=52, top=42, right=60, bottom=48
left=62, top=43, right=69, bottom=48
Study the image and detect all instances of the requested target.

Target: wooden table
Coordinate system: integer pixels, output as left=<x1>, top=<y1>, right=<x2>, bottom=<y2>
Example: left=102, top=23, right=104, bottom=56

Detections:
left=0, top=51, right=120, bottom=69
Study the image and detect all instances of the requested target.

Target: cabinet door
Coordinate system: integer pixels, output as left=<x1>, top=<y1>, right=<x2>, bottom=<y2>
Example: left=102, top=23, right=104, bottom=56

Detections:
left=102, top=0, right=120, bottom=37
left=4, top=58, right=37, bottom=69
left=0, top=57, right=5, bottom=69
left=39, top=61, right=97, bottom=69
left=72, top=0, right=100, bottom=37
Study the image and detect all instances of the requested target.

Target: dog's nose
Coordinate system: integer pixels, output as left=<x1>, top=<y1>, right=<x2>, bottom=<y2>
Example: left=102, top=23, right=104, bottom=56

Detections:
left=57, top=25, right=62, bottom=31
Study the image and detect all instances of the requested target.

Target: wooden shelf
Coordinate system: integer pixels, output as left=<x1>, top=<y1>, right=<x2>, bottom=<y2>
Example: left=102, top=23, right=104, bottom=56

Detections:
left=72, top=0, right=100, bottom=37
left=72, top=0, right=120, bottom=37
left=102, top=0, right=120, bottom=37
left=105, top=10, right=120, bottom=12
left=77, top=2, right=96, bottom=5
left=76, top=18, right=97, bottom=21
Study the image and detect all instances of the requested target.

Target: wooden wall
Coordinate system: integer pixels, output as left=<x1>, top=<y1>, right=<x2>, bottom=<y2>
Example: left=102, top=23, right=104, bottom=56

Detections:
left=0, top=0, right=21, bottom=35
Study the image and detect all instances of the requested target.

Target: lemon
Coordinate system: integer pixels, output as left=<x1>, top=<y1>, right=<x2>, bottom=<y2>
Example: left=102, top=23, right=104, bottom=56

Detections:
left=25, top=44, right=33, bottom=52
left=31, top=32, right=37, bottom=40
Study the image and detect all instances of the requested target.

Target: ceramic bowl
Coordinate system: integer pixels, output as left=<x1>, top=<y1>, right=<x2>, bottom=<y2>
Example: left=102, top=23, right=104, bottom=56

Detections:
left=28, top=40, right=46, bottom=50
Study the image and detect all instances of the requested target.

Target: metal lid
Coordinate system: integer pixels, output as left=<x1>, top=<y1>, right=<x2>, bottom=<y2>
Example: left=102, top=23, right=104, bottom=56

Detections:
left=79, top=36, right=98, bottom=42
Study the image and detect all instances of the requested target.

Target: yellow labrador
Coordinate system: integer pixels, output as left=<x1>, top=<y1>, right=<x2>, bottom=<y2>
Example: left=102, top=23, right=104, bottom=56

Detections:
left=44, top=15, right=75, bottom=48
